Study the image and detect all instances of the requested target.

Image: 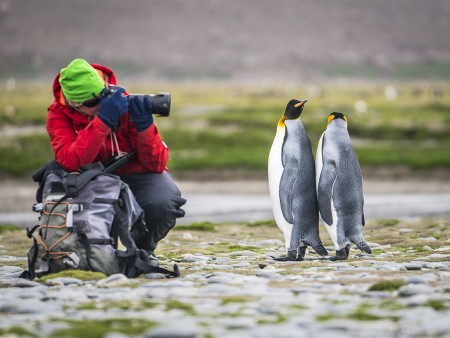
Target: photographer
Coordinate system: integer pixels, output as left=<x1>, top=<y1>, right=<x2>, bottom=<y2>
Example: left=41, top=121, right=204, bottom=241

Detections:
left=46, top=58, right=186, bottom=260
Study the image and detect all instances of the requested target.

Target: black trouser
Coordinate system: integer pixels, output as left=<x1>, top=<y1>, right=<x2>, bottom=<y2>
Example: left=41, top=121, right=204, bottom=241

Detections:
left=120, top=171, right=186, bottom=252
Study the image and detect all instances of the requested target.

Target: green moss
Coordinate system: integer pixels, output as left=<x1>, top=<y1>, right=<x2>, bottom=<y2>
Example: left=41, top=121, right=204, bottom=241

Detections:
left=0, top=327, right=37, bottom=337
left=377, top=219, right=400, bottom=227
left=165, top=300, right=196, bottom=315
left=36, top=270, right=107, bottom=283
left=348, top=308, right=399, bottom=322
left=246, top=220, right=277, bottom=227
left=174, top=222, right=216, bottom=232
left=289, top=304, right=309, bottom=310
left=379, top=300, right=406, bottom=311
left=49, top=318, right=157, bottom=338
left=228, top=244, right=260, bottom=251
left=221, top=296, right=254, bottom=305
left=257, top=314, right=288, bottom=324
left=316, top=312, right=337, bottom=321
left=424, top=300, right=450, bottom=311
left=368, top=280, right=405, bottom=292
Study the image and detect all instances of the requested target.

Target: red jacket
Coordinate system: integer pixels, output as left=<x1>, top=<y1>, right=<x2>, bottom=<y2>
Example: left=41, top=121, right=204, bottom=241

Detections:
left=46, top=63, right=168, bottom=174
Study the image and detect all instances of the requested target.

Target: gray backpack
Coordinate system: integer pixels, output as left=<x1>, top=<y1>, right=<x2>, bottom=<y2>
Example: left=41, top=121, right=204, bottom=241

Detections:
left=24, top=168, right=179, bottom=279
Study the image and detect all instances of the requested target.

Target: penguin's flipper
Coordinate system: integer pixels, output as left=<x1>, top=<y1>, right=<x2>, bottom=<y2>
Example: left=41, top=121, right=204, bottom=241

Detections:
left=279, top=167, right=297, bottom=224
left=317, top=160, right=337, bottom=225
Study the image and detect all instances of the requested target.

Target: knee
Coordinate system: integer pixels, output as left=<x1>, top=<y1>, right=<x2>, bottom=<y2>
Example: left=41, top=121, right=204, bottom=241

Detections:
left=142, top=198, right=171, bottom=219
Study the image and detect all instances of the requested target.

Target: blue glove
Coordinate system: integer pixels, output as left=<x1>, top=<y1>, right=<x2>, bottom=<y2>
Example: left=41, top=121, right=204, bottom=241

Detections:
left=129, top=96, right=154, bottom=132
left=97, top=87, right=128, bottom=128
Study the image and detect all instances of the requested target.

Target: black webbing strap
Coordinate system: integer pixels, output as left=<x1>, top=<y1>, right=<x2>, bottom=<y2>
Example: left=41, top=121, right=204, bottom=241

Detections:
left=78, top=233, right=94, bottom=271
left=134, top=254, right=180, bottom=278
left=112, top=193, right=139, bottom=251
left=22, top=225, right=41, bottom=280
left=87, top=238, right=114, bottom=245
left=63, top=170, right=107, bottom=197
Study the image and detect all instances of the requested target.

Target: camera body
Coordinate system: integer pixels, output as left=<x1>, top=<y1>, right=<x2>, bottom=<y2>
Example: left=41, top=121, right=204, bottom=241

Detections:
left=108, top=85, right=171, bottom=117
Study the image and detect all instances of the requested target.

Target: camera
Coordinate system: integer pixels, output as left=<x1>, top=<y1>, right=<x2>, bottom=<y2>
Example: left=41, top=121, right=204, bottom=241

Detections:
left=108, top=85, right=171, bottom=117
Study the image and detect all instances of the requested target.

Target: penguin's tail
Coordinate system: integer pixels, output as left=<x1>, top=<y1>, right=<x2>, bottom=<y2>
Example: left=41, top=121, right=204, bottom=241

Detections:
left=313, top=244, right=329, bottom=256
left=306, top=240, right=328, bottom=256
left=351, top=236, right=372, bottom=254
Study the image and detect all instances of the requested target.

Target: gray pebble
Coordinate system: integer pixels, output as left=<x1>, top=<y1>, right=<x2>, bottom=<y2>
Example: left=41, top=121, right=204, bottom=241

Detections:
left=404, top=276, right=427, bottom=284
left=144, top=273, right=166, bottom=279
left=44, top=277, right=83, bottom=286
left=96, top=273, right=131, bottom=288
left=398, top=284, right=435, bottom=297
left=403, top=263, right=423, bottom=270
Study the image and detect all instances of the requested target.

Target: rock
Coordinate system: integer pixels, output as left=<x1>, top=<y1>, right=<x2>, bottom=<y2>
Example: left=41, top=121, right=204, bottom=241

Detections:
left=418, top=237, right=437, bottom=241
left=398, top=284, right=434, bottom=297
left=144, top=273, right=166, bottom=279
left=44, top=277, right=83, bottom=286
left=96, top=273, right=131, bottom=288
left=404, top=276, right=427, bottom=284
left=181, top=254, right=212, bottom=262
left=145, top=328, right=197, bottom=338
left=227, top=250, right=257, bottom=257
left=403, top=263, right=423, bottom=270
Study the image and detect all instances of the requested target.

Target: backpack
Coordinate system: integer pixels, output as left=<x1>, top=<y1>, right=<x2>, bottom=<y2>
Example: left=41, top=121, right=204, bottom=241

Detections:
left=23, top=165, right=180, bottom=279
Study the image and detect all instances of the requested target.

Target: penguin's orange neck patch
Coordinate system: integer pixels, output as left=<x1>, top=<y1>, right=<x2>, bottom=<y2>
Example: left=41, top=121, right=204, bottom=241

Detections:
left=278, top=116, right=286, bottom=127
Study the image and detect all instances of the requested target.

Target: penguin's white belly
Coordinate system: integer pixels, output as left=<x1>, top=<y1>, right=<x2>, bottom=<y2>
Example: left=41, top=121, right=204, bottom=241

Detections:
left=315, top=132, right=325, bottom=191
left=326, top=188, right=340, bottom=249
left=268, top=132, right=293, bottom=249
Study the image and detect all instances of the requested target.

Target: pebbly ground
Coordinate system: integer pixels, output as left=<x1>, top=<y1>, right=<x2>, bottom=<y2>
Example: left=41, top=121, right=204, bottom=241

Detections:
left=1, top=216, right=450, bottom=338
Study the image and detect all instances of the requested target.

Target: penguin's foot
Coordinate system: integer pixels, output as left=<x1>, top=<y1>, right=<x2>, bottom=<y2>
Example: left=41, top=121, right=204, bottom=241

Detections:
left=329, top=245, right=351, bottom=261
left=296, top=246, right=307, bottom=261
left=272, top=249, right=298, bottom=262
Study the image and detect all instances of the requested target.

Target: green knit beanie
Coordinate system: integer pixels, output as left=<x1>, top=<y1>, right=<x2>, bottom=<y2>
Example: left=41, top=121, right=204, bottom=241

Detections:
left=59, top=58, right=105, bottom=103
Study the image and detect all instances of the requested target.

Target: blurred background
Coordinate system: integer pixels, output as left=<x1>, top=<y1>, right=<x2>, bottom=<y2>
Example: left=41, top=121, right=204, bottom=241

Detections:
left=0, top=0, right=449, bottom=183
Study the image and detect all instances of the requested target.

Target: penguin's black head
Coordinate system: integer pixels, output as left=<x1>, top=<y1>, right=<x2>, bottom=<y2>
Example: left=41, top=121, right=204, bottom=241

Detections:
left=283, top=99, right=308, bottom=120
left=327, top=112, right=348, bottom=125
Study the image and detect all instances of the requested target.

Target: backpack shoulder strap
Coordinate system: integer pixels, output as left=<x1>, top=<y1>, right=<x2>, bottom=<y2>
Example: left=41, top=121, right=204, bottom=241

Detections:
left=63, top=169, right=111, bottom=197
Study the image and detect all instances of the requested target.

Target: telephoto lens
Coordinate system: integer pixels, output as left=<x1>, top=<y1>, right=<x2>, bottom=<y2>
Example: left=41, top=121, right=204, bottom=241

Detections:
left=130, top=93, right=171, bottom=117
left=108, top=85, right=171, bottom=117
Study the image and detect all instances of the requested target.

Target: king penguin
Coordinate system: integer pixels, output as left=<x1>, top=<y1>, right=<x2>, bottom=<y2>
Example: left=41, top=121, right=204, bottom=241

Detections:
left=315, top=112, right=372, bottom=260
left=268, top=99, right=328, bottom=261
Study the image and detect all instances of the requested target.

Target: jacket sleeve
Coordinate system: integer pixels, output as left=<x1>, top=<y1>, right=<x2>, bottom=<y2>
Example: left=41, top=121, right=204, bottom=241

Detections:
left=134, top=123, right=169, bottom=173
left=46, top=107, right=110, bottom=172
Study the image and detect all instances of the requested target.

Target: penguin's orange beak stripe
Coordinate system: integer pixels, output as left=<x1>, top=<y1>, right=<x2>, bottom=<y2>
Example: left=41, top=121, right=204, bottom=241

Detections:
left=294, top=102, right=305, bottom=108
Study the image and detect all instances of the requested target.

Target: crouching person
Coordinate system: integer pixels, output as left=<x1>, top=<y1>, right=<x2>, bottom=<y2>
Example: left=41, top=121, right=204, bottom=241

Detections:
left=44, top=58, right=186, bottom=261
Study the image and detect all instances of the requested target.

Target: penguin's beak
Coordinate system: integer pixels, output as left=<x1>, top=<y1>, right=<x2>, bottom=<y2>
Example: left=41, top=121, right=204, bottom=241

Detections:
left=294, top=99, right=308, bottom=108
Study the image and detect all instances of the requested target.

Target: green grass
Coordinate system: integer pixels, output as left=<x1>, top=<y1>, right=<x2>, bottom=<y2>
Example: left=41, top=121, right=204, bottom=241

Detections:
left=0, top=224, right=22, bottom=234
left=1, top=81, right=450, bottom=176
